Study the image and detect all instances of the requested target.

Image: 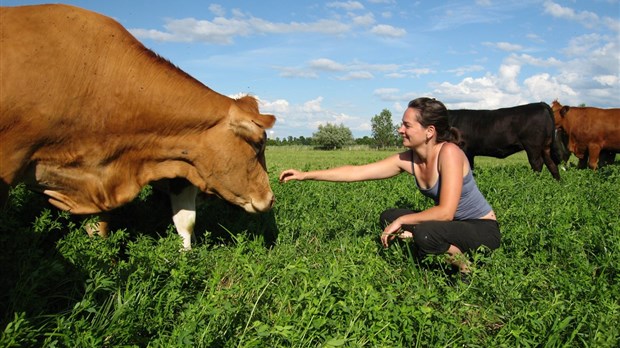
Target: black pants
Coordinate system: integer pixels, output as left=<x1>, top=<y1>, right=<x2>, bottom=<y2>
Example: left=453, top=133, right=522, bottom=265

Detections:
left=380, top=208, right=501, bottom=259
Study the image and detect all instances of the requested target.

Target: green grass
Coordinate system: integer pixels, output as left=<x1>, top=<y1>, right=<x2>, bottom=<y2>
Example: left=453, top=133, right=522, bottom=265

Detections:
left=1, top=148, right=618, bottom=347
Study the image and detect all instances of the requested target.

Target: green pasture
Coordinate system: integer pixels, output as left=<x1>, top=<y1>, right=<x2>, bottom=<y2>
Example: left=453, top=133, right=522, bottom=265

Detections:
left=1, top=147, right=619, bottom=347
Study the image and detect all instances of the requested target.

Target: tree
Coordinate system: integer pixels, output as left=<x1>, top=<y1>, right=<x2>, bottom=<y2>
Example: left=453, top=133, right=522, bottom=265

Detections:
left=371, top=109, right=399, bottom=148
left=355, top=136, right=373, bottom=146
left=313, top=123, right=353, bottom=149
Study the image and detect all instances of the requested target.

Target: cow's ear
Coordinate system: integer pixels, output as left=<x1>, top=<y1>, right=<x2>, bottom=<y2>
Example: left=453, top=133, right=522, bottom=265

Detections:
left=253, top=113, right=276, bottom=129
left=560, top=106, right=570, bottom=118
left=230, top=105, right=275, bottom=141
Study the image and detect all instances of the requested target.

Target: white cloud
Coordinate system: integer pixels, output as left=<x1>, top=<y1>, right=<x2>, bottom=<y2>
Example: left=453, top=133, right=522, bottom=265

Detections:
left=332, top=112, right=357, bottom=123
left=504, top=54, right=562, bottom=68
left=309, top=58, right=347, bottom=71
left=543, top=1, right=600, bottom=29
left=259, top=98, right=291, bottom=114
left=421, top=42, right=616, bottom=109
left=386, top=72, right=406, bottom=78
left=208, top=4, right=225, bottom=17
left=277, top=67, right=319, bottom=79
left=427, top=60, right=558, bottom=109
left=402, top=68, right=434, bottom=78
left=435, top=51, right=580, bottom=104
left=593, top=75, right=618, bottom=87
left=130, top=17, right=252, bottom=44
left=326, top=1, right=365, bottom=11
left=543, top=0, right=620, bottom=33
left=350, top=13, right=376, bottom=27
left=278, top=58, right=402, bottom=80
left=523, top=73, right=577, bottom=102
left=563, top=33, right=605, bottom=57
left=604, top=16, right=620, bottom=33
left=130, top=3, right=409, bottom=46
left=337, top=71, right=374, bottom=80
left=428, top=3, right=513, bottom=31
left=374, top=88, right=400, bottom=96
left=543, top=33, right=620, bottom=105
left=526, top=33, right=545, bottom=44
left=351, top=61, right=400, bottom=72
left=498, top=64, right=521, bottom=93
left=129, top=28, right=178, bottom=42
left=373, top=88, right=420, bottom=103
left=301, top=97, right=324, bottom=113
left=393, top=102, right=405, bottom=114
left=263, top=95, right=372, bottom=137
left=131, top=15, right=352, bottom=45
left=483, top=41, right=523, bottom=51
left=433, top=75, right=515, bottom=109
left=447, top=65, right=485, bottom=77
left=370, top=24, right=407, bottom=38
left=250, top=18, right=351, bottom=35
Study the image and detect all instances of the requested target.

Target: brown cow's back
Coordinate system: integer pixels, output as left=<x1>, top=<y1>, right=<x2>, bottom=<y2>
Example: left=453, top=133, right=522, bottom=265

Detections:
left=2, top=4, right=223, bottom=210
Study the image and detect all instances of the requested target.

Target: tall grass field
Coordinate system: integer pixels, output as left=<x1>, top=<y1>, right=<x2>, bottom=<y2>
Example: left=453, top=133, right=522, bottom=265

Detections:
left=1, top=147, right=618, bottom=347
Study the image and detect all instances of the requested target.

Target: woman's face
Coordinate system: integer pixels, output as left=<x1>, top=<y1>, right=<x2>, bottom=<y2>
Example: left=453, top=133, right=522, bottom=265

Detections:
left=398, top=108, right=428, bottom=148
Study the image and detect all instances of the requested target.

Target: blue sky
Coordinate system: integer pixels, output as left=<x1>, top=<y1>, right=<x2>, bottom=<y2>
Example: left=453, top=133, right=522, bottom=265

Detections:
left=3, top=1, right=619, bottom=138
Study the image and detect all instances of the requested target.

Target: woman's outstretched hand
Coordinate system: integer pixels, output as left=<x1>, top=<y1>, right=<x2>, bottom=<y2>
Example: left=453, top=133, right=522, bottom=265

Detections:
left=279, top=169, right=305, bottom=183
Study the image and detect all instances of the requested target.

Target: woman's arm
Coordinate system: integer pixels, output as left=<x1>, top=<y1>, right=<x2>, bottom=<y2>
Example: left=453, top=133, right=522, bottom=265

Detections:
left=279, top=151, right=412, bottom=183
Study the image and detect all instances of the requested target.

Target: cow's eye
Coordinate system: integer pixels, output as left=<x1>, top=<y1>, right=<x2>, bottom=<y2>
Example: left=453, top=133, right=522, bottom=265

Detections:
left=251, top=141, right=263, bottom=154
left=251, top=132, right=267, bottom=155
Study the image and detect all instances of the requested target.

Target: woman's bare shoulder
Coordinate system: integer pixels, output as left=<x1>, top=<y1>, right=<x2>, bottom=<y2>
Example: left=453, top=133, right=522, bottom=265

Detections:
left=383, top=150, right=413, bottom=173
left=438, top=142, right=467, bottom=172
left=440, top=142, right=462, bottom=154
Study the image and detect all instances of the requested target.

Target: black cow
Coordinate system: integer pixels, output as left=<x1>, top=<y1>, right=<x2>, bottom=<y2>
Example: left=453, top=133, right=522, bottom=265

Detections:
left=449, top=102, right=561, bottom=180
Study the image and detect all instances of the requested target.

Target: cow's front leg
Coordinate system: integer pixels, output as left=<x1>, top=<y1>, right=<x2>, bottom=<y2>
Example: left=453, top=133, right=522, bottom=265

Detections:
left=84, top=212, right=110, bottom=238
left=587, top=144, right=602, bottom=170
left=170, top=184, right=199, bottom=250
left=572, top=146, right=589, bottom=169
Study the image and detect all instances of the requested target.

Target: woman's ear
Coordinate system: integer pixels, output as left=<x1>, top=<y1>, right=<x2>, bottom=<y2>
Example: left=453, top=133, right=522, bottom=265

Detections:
left=426, top=125, right=436, bottom=139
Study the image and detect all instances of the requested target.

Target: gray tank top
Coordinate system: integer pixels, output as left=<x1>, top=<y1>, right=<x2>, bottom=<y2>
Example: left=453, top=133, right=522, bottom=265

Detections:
left=414, top=164, right=492, bottom=221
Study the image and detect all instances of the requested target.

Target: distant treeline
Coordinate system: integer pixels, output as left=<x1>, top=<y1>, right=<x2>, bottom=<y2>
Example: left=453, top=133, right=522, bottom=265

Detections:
left=268, top=136, right=375, bottom=146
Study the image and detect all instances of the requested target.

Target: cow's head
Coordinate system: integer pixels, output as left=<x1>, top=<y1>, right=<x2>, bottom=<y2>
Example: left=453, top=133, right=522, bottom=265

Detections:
left=191, top=96, right=276, bottom=213
left=550, top=100, right=569, bottom=128
left=553, top=128, right=571, bottom=163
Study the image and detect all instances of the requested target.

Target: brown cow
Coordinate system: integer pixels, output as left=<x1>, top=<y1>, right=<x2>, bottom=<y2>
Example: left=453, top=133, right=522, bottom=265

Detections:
left=550, top=100, right=620, bottom=170
left=0, top=4, right=276, bottom=249
left=554, top=127, right=616, bottom=169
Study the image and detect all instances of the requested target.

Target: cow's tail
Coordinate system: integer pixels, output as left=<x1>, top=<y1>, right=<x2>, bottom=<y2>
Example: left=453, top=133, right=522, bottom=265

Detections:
left=543, top=102, right=562, bottom=165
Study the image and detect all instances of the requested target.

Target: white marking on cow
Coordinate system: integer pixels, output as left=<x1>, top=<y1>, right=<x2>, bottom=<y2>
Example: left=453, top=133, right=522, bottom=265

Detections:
left=170, top=184, right=199, bottom=250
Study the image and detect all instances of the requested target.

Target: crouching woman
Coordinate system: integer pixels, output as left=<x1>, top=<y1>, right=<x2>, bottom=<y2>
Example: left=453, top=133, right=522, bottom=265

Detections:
left=279, top=97, right=500, bottom=278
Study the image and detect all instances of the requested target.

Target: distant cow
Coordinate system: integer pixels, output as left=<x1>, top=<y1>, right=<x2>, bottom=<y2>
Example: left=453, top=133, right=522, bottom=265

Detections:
left=0, top=4, right=276, bottom=249
left=550, top=101, right=620, bottom=170
left=554, top=127, right=616, bottom=169
left=449, top=102, right=561, bottom=180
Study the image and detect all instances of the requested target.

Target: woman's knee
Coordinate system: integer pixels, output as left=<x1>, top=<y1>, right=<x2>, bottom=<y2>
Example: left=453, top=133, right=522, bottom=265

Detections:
left=379, top=208, right=416, bottom=227
left=413, top=228, right=430, bottom=247
left=413, top=227, right=449, bottom=256
left=379, top=208, right=401, bottom=227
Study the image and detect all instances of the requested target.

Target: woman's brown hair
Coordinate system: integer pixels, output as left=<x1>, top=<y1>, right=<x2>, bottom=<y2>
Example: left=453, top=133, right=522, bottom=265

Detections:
left=408, top=97, right=463, bottom=147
